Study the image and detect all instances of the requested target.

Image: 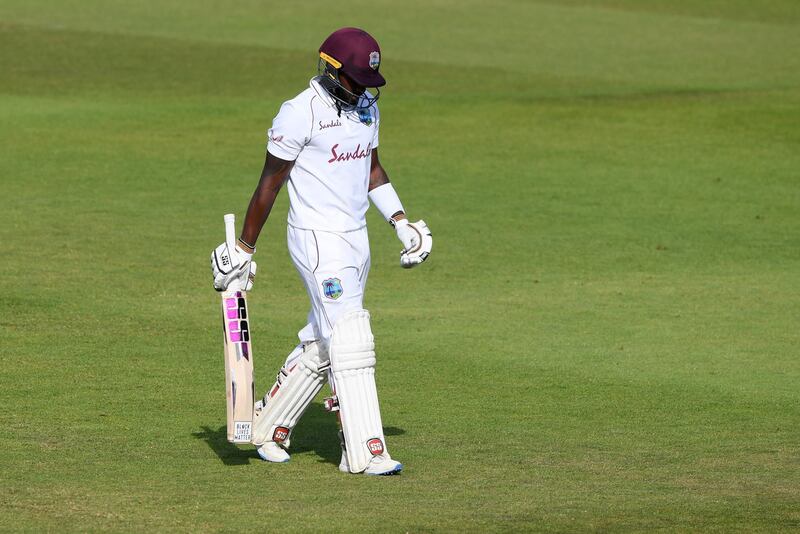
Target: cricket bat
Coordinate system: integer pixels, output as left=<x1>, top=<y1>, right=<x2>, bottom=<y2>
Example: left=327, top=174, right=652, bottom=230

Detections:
left=220, top=213, right=255, bottom=443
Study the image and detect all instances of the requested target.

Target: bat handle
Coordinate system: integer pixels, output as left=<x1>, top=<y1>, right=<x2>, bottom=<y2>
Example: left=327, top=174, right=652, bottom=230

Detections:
left=224, top=213, right=236, bottom=253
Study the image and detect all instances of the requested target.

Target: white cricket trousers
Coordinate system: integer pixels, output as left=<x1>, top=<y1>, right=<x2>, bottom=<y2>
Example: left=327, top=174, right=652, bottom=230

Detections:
left=286, top=224, right=371, bottom=351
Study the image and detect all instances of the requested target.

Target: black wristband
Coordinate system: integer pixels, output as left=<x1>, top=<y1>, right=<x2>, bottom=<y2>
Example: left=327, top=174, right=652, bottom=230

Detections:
left=389, top=211, right=405, bottom=227
left=237, top=237, right=256, bottom=254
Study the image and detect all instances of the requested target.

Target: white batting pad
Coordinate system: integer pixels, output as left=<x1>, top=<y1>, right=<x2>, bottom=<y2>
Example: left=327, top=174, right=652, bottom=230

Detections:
left=330, top=309, right=389, bottom=473
left=251, top=341, right=328, bottom=446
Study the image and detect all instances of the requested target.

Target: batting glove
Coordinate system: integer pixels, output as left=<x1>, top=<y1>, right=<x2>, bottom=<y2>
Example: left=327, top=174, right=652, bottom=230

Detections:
left=211, top=242, right=257, bottom=291
left=395, top=219, right=432, bottom=268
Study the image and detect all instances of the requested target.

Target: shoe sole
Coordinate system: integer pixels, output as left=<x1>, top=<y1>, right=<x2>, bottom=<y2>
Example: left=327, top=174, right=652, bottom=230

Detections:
left=365, top=463, right=403, bottom=476
left=257, top=451, right=290, bottom=463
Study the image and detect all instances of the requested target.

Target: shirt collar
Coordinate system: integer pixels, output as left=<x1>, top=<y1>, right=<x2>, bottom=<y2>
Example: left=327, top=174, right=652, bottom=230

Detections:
left=310, top=77, right=337, bottom=108
left=309, top=77, right=375, bottom=112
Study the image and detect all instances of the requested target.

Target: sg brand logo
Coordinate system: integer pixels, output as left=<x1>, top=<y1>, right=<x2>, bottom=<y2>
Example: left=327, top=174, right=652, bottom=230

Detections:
left=226, top=297, right=250, bottom=344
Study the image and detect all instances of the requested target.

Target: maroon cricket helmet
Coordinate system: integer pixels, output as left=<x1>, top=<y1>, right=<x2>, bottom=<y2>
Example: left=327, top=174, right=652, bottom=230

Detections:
left=319, top=27, right=386, bottom=88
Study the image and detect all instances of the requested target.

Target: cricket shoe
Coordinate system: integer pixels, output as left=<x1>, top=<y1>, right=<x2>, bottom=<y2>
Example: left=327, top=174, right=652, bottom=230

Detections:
left=339, top=452, right=403, bottom=475
left=256, top=442, right=290, bottom=463
left=364, top=455, right=403, bottom=476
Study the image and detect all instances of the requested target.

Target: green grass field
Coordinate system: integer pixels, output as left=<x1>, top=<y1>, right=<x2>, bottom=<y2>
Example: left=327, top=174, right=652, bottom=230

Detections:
left=2, top=1, right=799, bottom=531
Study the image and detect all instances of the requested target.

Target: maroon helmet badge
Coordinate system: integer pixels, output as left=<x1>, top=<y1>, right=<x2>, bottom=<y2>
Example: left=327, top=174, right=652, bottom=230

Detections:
left=366, top=437, right=384, bottom=456
left=273, top=426, right=290, bottom=443
left=369, top=51, right=380, bottom=70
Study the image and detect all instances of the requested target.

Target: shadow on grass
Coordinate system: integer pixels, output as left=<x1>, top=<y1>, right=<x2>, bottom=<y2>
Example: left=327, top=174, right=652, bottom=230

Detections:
left=193, top=425, right=255, bottom=466
left=194, top=402, right=405, bottom=467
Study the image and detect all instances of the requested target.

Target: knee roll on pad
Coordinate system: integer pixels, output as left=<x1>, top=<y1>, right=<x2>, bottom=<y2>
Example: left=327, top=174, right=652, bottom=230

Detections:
left=251, top=341, right=328, bottom=446
left=330, top=309, right=389, bottom=473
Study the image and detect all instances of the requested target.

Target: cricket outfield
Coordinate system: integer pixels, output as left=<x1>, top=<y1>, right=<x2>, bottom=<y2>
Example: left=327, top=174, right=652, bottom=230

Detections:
left=1, top=1, right=799, bottom=531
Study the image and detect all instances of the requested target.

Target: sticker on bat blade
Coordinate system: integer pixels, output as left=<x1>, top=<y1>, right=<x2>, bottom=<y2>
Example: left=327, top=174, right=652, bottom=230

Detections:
left=225, top=296, right=251, bottom=353
left=234, top=421, right=252, bottom=442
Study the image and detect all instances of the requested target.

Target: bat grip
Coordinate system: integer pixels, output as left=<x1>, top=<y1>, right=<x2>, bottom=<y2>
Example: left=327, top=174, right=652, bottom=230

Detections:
left=224, top=213, right=236, bottom=252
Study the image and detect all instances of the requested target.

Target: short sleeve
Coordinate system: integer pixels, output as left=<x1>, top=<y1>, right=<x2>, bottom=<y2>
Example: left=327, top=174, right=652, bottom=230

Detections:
left=266, top=100, right=310, bottom=161
left=371, top=104, right=380, bottom=148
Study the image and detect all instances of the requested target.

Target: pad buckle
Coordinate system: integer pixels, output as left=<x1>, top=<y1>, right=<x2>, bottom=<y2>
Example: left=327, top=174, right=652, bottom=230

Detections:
left=323, top=396, right=340, bottom=412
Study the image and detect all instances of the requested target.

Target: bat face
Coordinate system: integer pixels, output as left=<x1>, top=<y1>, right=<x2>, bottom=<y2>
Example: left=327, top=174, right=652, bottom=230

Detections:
left=222, top=290, right=255, bottom=443
left=224, top=293, right=250, bottom=355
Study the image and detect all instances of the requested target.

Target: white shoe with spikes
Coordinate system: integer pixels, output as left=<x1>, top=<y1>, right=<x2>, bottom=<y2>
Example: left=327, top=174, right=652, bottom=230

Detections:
left=256, top=442, right=290, bottom=463
left=339, top=450, right=402, bottom=475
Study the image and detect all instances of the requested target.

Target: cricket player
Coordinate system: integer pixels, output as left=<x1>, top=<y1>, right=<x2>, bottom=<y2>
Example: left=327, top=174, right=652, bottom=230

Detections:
left=211, top=27, right=432, bottom=475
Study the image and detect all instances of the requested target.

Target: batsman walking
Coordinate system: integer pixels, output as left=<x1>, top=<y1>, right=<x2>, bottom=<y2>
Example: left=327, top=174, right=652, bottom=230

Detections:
left=211, top=27, right=432, bottom=475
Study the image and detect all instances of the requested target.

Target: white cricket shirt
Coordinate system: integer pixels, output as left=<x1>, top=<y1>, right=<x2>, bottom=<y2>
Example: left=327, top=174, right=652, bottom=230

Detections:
left=267, top=78, right=380, bottom=232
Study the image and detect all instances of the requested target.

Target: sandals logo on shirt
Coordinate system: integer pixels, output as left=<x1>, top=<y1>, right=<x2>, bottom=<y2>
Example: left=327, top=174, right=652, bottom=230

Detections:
left=322, top=278, right=343, bottom=299
left=327, top=143, right=372, bottom=164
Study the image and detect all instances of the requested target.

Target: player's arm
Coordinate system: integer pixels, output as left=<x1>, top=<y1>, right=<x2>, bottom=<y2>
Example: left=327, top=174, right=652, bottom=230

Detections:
left=210, top=152, right=292, bottom=292
left=367, top=148, right=432, bottom=268
left=238, top=152, right=294, bottom=252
